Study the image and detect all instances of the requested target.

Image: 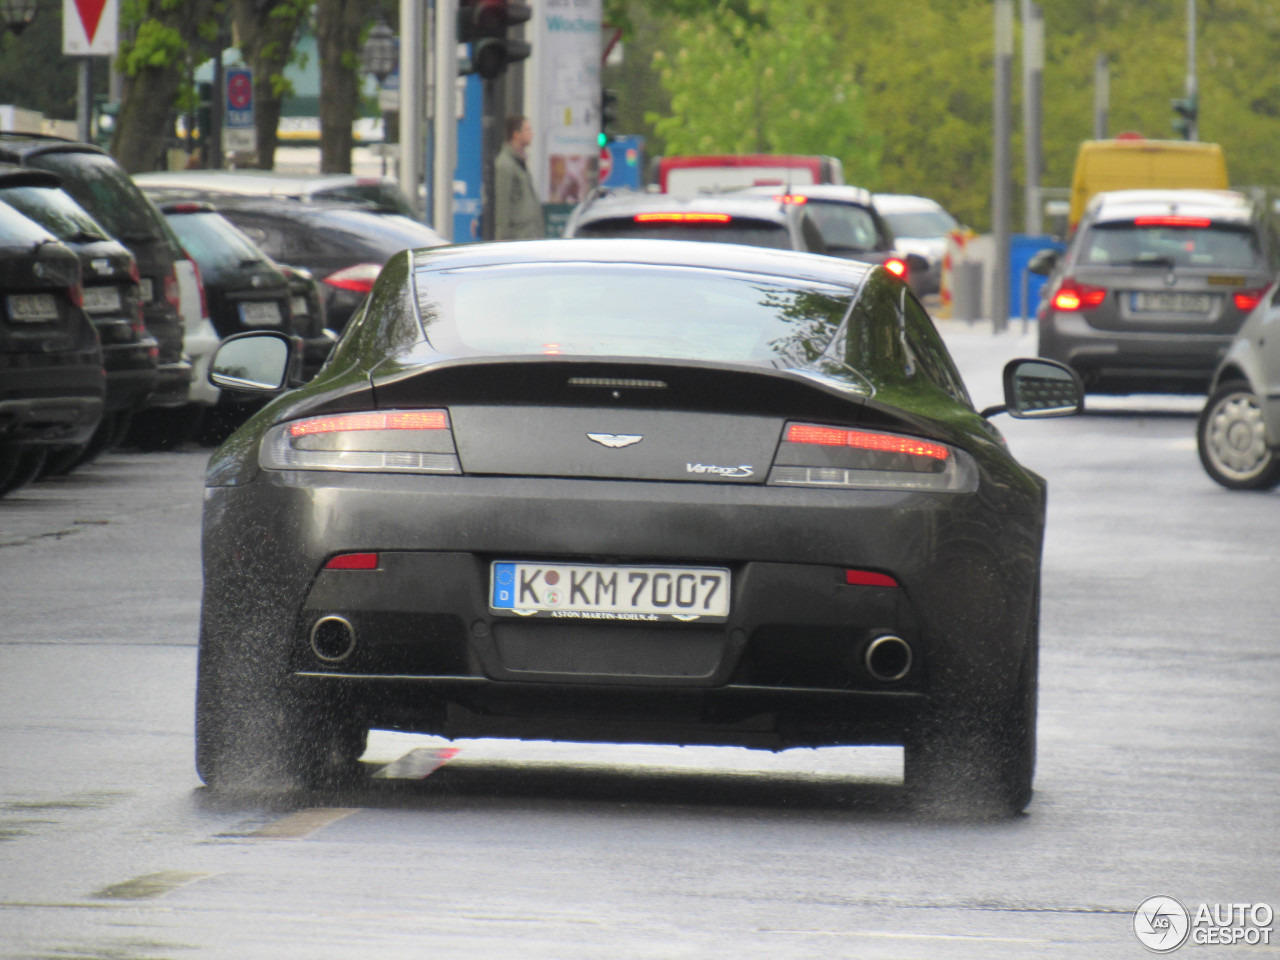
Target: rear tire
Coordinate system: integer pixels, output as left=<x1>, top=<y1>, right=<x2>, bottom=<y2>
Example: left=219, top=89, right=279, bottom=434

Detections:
left=1197, top=382, right=1280, bottom=491
left=0, top=446, right=48, bottom=496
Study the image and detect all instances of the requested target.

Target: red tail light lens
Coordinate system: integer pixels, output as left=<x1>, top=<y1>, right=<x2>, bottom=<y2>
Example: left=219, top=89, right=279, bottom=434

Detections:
left=845, top=569, right=899, bottom=587
left=262, top=409, right=461, bottom=475
left=772, top=194, right=809, bottom=205
left=785, top=423, right=949, bottom=460
left=1051, top=278, right=1107, bottom=311
left=68, top=283, right=83, bottom=309
left=190, top=258, right=210, bottom=321
left=289, top=410, right=449, bottom=437
left=325, top=553, right=379, bottom=570
left=769, top=421, right=975, bottom=491
left=164, top=269, right=181, bottom=311
left=1233, top=287, right=1268, bottom=312
left=1133, top=216, right=1211, bottom=228
left=633, top=212, right=732, bottom=223
left=322, top=263, right=382, bottom=294
left=883, top=257, right=908, bottom=280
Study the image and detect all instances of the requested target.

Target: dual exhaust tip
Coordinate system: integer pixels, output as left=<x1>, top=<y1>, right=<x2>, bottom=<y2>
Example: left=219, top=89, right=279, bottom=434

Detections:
left=865, top=634, right=913, bottom=683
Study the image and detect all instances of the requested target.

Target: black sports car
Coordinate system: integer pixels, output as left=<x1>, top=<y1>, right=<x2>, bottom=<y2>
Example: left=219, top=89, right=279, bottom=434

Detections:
left=197, top=240, right=1083, bottom=816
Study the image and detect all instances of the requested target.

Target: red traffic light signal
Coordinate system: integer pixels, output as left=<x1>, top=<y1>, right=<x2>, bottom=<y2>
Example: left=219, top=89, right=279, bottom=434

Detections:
left=457, top=0, right=532, bottom=79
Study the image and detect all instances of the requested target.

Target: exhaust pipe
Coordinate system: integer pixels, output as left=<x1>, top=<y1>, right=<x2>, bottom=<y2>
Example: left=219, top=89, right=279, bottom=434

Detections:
left=310, top=615, right=356, bottom=663
left=865, top=634, right=912, bottom=682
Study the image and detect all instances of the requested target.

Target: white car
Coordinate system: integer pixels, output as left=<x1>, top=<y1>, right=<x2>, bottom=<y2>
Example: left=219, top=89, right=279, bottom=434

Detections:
left=872, top=194, right=962, bottom=295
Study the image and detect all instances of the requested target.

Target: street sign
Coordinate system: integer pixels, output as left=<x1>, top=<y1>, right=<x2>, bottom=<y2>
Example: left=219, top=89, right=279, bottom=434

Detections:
left=223, top=68, right=256, bottom=155
left=63, top=0, right=118, bottom=55
left=597, top=146, right=612, bottom=182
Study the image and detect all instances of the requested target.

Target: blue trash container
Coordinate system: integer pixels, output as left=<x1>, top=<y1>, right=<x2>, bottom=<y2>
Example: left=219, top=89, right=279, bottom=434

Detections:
left=1009, top=233, right=1065, bottom=320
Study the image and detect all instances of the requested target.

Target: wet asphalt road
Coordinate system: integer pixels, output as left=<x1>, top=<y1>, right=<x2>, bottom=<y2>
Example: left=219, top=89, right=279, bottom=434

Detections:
left=0, top=323, right=1276, bottom=959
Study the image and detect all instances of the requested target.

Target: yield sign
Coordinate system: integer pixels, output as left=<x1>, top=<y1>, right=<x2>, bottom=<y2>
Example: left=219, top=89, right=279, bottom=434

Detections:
left=63, top=0, right=118, bottom=55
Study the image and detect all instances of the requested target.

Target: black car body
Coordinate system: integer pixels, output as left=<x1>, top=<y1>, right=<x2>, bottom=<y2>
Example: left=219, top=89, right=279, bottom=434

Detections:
left=0, top=165, right=157, bottom=422
left=196, top=239, right=1082, bottom=816
left=131, top=170, right=422, bottom=220
left=0, top=201, right=104, bottom=492
left=134, top=188, right=447, bottom=333
left=0, top=135, right=190, bottom=409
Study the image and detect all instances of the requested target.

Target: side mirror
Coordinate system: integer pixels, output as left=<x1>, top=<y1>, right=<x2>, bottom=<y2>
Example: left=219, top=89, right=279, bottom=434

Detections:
left=980, top=358, right=1084, bottom=419
left=1025, top=248, right=1060, bottom=276
left=905, top=253, right=930, bottom=275
left=209, top=331, right=293, bottom=393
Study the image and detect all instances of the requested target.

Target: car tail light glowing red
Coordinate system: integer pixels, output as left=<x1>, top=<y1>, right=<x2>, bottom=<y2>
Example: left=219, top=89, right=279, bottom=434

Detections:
left=1233, top=287, right=1268, bottom=312
left=325, top=553, right=379, bottom=570
left=164, top=269, right=181, bottom=310
left=785, top=423, right=950, bottom=460
left=1051, top=278, right=1107, bottom=311
left=190, top=258, right=210, bottom=320
left=1133, top=215, right=1211, bottom=228
left=772, top=194, right=809, bottom=205
left=322, top=263, right=382, bottom=294
left=884, top=257, right=908, bottom=279
left=633, top=212, right=732, bottom=223
left=845, top=569, right=899, bottom=587
left=68, top=283, right=83, bottom=309
left=289, top=410, right=450, bottom=437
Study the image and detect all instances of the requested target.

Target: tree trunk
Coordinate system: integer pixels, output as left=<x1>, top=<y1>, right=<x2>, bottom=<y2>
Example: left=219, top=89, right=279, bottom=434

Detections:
left=315, top=0, right=369, bottom=174
left=231, top=0, right=309, bottom=170
left=112, top=0, right=218, bottom=173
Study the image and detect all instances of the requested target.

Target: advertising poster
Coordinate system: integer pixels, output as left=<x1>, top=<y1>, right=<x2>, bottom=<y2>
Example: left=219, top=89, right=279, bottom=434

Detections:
left=535, top=0, right=602, bottom=204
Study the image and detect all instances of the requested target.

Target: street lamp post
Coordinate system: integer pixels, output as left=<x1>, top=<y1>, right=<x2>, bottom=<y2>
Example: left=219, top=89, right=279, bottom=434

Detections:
left=1, top=0, right=38, bottom=35
left=360, top=19, right=398, bottom=177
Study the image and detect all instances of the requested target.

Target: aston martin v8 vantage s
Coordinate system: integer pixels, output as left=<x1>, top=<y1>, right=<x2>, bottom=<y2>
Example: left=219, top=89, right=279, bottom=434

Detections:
left=197, top=239, right=1083, bottom=817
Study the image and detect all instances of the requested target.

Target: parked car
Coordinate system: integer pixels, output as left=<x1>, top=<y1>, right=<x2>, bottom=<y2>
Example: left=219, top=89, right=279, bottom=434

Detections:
left=195, top=238, right=1085, bottom=819
left=738, top=185, right=926, bottom=291
left=873, top=193, right=963, bottom=296
left=1196, top=283, right=1280, bottom=490
left=0, top=164, right=157, bottom=471
left=1032, top=189, right=1280, bottom=394
left=0, top=200, right=103, bottom=496
left=0, top=135, right=191, bottom=418
left=564, top=190, right=830, bottom=254
left=133, top=190, right=448, bottom=333
left=132, top=170, right=422, bottom=220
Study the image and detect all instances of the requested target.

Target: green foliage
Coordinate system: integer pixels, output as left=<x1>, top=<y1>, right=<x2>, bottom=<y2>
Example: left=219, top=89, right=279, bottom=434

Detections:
left=646, top=0, right=881, bottom=187
left=122, top=20, right=186, bottom=73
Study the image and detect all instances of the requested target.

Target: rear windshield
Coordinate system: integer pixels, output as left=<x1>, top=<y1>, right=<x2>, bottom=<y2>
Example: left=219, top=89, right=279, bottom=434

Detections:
left=1082, top=221, right=1262, bottom=270
left=806, top=202, right=881, bottom=252
left=417, top=263, right=853, bottom=366
left=881, top=209, right=959, bottom=239
left=28, top=151, right=166, bottom=243
left=304, top=209, right=443, bottom=257
left=0, top=198, right=56, bottom=244
left=315, top=183, right=418, bottom=219
left=0, top=185, right=110, bottom=243
left=165, top=211, right=269, bottom=272
left=575, top=217, right=791, bottom=249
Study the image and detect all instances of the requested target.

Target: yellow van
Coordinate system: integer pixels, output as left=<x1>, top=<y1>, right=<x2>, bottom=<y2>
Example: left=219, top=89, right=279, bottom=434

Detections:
left=1068, top=139, right=1228, bottom=229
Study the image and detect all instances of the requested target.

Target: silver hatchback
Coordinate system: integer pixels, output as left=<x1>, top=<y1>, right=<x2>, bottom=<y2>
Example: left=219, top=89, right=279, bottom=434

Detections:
left=1033, top=189, right=1279, bottom=394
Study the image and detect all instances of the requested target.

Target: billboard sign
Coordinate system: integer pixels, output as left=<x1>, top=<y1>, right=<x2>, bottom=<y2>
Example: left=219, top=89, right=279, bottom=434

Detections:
left=534, top=0, right=602, bottom=205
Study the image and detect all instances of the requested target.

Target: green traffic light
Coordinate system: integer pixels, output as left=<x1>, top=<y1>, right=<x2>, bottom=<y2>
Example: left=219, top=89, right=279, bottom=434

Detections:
left=597, top=131, right=607, bottom=148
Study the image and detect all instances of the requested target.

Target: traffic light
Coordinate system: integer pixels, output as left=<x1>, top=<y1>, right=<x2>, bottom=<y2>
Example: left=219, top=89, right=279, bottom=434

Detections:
left=598, top=88, right=618, bottom=148
left=457, top=0, right=531, bottom=80
left=1171, top=95, right=1197, bottom=139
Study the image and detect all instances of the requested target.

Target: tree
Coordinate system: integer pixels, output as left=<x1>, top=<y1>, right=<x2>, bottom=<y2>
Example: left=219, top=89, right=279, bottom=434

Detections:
left=314, top=0, right=368, bottom=173
left=230, top=0, right=311, bottom=170
left=646, top=0, right=881, bottom=188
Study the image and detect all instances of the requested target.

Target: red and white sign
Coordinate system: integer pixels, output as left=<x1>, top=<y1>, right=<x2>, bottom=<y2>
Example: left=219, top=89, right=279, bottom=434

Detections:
left=63, top=0, right=118, bottom=55
left=598, top=146, right=613, bottom=182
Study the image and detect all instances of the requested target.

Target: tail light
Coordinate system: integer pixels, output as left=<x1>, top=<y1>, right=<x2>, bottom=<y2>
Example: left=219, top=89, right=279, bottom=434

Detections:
left=189, top=258, right=210, bottom=321
left=768, top=422, right=976, bottom=491
left=883, top=257, right=909, bottom=281
left=1133, top=215, right=1211, bottom=228
left=322, top=263, right=382, bottom=294
left=1051, top=278, right=1107, bottom=311
left=633, top=212, right=732, bottom=223
left=127, top=259, right=146, bottom=334
left=772, top=195, right=809, bottom=205
left=68, top=283, right=83, bottom=309
left=164, top=268, right=181, bottom=311
left=1233, top=287, right=1268, bottom=312
left=261, top=409, right=461, bottom=474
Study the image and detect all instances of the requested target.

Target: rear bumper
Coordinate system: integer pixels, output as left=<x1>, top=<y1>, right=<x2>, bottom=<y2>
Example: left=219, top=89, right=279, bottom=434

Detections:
left=145, top=358, right=194, bottom=408
left=102, top=342, right=159, bottom=413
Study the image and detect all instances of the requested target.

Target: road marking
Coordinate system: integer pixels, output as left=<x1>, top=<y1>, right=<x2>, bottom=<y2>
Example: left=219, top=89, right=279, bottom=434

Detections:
left=245, top=806, right=359, bottom=839
left=91, top=871, right=210, bottom=900
left=761, top=929, right=1047, bottom=943
left=373, top=746, right=460, bottom=780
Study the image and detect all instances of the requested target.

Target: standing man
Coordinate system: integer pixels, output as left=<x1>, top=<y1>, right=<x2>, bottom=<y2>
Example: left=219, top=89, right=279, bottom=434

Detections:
left=493, top=115, right=544, bottom=240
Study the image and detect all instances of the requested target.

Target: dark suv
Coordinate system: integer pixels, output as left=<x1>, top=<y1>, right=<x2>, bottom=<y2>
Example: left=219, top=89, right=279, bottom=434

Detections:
left=1033, top=189, right=1280, bottom=394
left=0, top=134, right=191, bottom=411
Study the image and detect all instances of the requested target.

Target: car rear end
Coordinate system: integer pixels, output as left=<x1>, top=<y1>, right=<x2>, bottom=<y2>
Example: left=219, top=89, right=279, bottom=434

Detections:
left=1038, top=194, right=1275, bottom=393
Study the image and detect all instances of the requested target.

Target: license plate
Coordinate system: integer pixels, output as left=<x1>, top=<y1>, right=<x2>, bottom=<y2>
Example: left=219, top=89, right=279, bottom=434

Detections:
left=139, top=278, right=153, bottom=302
left=82, top=285, right=122, bottom=314
left=1132, top=291, right=1213, bottom=314
left=240, top=300, right=282, bottom=326
left=290, top=296, right=309, bottom=318
left=7, top=293, right=58, bottom=322
left=490, top=561, right=731, bottom=622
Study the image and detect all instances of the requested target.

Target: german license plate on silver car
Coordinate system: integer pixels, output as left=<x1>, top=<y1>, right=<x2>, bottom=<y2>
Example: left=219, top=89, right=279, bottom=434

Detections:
left=1132, top=291, right=1213, bottom=314
left=7, top=293, right=58, bottom=322
left=490, top=561, right=731, bottom=622
left=240, top=301, right=282, bottom=326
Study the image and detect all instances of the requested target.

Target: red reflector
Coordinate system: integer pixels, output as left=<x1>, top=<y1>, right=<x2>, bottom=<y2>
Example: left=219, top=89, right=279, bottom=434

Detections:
left=786, top=424, right=949, bottom=460
left=289, top=410, right=449, bottom=437
left=845, top=569, right=899, bottom=588
left=884, top=257, right=908, bottom=278
left=1233, top=287, right=1267, bottom=312
left=1133, top=216, right=1212, bottom=228
left=325, top=553, right=379, bottom=570
left=1051, top=278, right=1106, bottom=312
left=634, top=212, right=733, bottom=223
left=772, top=194, right=809, bottom=205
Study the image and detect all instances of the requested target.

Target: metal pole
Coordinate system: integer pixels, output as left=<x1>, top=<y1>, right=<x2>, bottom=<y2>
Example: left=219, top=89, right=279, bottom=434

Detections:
left=1186, top=0, right=1198, bottom=140
left=480, top=78, right=502, bottom=241
left=433, top=0, right=457, bottom=236
left=1093, top=53, right=1109, bottom=140
left=211, top=31, right=225, bottom=169
left=1021, top=0, right=1043, bottom=235
left=76, top=59, right=91, bottom=143
left=993, top=0, right=1013, bottom=333
left=399, top=0, right=423, bottom=216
